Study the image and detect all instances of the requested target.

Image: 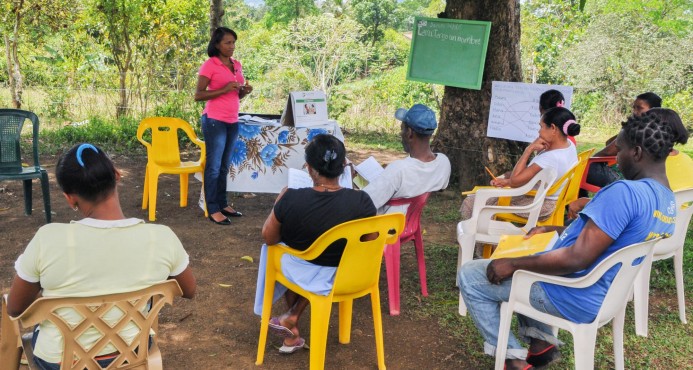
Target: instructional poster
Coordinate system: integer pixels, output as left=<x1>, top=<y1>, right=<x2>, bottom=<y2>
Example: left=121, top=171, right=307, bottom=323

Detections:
left=281, top=90, right=328, bottom=127
left=487, top=82, right=573, bottom=142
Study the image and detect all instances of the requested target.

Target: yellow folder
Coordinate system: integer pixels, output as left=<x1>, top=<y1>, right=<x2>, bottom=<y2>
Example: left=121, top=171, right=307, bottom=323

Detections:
left=490, top=231, right=559, bottom=259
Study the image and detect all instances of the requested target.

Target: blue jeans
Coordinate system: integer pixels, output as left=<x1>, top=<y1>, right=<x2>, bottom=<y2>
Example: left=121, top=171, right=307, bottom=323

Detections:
left=31, top=326, right=153, bottom=370
left=201, top=114, right=240, bottom=214
left=458, top=259, right=564, bottom=360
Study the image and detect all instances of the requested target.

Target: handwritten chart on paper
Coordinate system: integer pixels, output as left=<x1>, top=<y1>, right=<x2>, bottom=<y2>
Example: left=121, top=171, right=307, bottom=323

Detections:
left=487, top=82, right=573, bottom=143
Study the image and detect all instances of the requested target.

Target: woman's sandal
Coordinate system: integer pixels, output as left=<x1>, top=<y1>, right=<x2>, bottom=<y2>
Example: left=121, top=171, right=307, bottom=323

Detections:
left=526, top=344, right=560, bottom=367
left=268, top=317, right=295, bottom=338
left=278, top=337, right=309, bottom=354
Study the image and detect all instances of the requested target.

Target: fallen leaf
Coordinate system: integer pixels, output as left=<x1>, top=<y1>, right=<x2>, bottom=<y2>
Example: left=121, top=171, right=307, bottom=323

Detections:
left=241, top=255, right=254, bottom=263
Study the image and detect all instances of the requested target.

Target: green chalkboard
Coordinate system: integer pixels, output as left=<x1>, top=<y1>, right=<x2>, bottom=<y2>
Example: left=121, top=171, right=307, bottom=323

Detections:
left=406, top=17, right=491, bottom=90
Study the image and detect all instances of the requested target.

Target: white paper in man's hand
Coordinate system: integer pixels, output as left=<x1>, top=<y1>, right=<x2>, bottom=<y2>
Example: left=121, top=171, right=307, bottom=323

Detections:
left=355, top=156, right=384, bottom=183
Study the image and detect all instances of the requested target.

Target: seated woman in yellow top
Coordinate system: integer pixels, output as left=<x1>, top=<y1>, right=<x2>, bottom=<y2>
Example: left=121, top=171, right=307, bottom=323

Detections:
left=8, top=143, right=197, bottom=369
left=569, top=108, right=691, bottom=219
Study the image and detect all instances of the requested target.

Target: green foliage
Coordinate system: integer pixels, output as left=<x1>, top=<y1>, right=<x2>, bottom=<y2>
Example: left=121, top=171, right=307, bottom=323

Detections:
left=263, top=0, right=318, bottom=27
left=330, top=66, right=440, bottom=134
left=41, top=116, right=142, bottom=153
left=366, top=29, right=410, bottom=74
left=350, top=0, right=396, bottom=45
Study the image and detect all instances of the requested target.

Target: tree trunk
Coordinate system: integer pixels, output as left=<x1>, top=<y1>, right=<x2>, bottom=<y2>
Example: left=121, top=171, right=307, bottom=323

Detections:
left=210, top=0, right=224, bottom=37
left=432, top=0, right=526, bottom=191
left=5, top=0, right=24, bottom=109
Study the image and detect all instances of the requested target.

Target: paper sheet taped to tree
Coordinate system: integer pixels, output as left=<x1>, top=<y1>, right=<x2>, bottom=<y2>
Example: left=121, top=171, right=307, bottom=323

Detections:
left=487, top=82, right=573, bottom=143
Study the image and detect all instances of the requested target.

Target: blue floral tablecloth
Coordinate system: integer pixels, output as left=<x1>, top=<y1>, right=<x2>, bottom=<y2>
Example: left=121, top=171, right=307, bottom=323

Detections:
left=223, top=121, right=342, bottom=193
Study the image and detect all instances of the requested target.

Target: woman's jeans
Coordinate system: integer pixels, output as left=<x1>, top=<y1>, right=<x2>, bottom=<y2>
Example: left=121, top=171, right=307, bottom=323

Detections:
left=201, top=114, right=240, bottom=214
left=458, top=259, right=564, bottom=360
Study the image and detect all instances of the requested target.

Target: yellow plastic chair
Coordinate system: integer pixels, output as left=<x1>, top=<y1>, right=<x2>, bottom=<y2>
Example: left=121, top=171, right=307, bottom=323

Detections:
left=255, top=213, right=405, bottom=370
left=0, top=280, right=182, bottom=370
left=495, top=149, right=594, bottom=227
left=137, top=117, right=205, bottom=221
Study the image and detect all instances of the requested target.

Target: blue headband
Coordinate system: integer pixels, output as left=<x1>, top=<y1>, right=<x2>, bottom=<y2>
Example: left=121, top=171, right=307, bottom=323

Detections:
left=76, top=144, right=99, bottom=167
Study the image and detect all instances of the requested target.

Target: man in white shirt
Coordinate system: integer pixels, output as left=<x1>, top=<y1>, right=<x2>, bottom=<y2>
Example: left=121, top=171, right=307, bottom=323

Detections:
left=363, top=104, right=451, bottom=214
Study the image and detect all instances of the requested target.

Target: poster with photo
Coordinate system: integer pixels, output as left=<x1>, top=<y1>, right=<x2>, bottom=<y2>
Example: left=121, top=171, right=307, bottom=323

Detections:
left=280, top=91, right=329, bottom=127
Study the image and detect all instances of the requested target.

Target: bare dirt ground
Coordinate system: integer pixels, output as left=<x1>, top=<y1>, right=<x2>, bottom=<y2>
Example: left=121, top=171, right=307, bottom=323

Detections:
left=0, top=148, right=471, bottom=370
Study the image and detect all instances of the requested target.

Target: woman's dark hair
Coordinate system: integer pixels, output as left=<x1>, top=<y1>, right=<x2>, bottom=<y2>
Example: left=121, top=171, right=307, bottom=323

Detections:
left=621, top=114, right=674, bottom=161
left=541, top=107, right=581, bottom=137
left=539, top=89, right=565, bottom=112
left=635, top=92, right=662, bottom=109
left=56, top=143, right=117, bottom=202
left=305, top=134, right=346, bottom=179
left=207, top=27, right=238, bottom=57
left=645, top=108, right=689, bottom=145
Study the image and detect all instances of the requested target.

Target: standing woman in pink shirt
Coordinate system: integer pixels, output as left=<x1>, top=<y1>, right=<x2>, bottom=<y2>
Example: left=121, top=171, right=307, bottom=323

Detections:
left=195, top=27, right=253, bottom=225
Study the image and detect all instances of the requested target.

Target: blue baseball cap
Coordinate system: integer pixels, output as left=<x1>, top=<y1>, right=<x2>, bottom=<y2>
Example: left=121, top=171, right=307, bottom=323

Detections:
left=394, top=104, right=437, bottom=135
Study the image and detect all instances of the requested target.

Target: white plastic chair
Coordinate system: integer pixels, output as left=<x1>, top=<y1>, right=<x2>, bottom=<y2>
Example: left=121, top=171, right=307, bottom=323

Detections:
left=633, top=187, right=693, bottom=336
left=457, top=167, right=557, bottom=316
left=494, top=238, right=659, bottom=370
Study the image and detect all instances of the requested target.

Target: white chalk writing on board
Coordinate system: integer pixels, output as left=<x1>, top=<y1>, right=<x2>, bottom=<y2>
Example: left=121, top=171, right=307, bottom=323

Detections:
left=487, top=82, right=573, bottom=143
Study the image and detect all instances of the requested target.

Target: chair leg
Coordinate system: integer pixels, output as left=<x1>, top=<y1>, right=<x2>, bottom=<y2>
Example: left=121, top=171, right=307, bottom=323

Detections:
left=384, top=242, right=401, bottom=315
left=40, top=171, right=51, bottom=223
left=457, top=222, right=475, bottom=316
left=179, top=173, right=189, bottom=207
left=309, top=298, right=333, bottom=370
left=370, top=287, right=386, bottom=370
left=22, top=179, right=32, bottom=215
left=0, top=297, right=22, bottom=370
left=572, top=326, right=598, bottom=370
left=338, top=299, right=353, bottom=344
left=414, top=231, right=428, bottom=297
left=148, top=170, right=159, bottom=222
left=255, top=276, right=276, bottom=365
left=612, top=306, right=627, bottom=370
left=674, top=251, right=687, bottom=324
left=142, top=166, right=149, bottom=210
left=494, top=302, right=513, bottom=370
left=633, top=262, right=652, bottom=337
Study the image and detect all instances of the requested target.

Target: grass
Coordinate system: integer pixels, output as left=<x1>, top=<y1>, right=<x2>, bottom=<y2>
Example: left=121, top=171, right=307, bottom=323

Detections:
left=400, top=188, right=693, bottom=369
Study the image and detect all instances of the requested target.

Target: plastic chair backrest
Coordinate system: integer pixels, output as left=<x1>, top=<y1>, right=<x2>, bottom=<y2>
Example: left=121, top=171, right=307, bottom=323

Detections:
left=580, top=155, right=617, bottom=193
left=385, top=192, right=430, bottom=241
left=0, top=109, right=40, bottom=173
left=13, top=280, right=183, bottom=370
left=137, top=117, right=197, bottom=167
left=304, top=214, right=404, bottom=297
left=540, top=149, right=593, bottom=225
left=595, top=239, right=658, bottom=324
left=654, top=187, right=693, bottom=257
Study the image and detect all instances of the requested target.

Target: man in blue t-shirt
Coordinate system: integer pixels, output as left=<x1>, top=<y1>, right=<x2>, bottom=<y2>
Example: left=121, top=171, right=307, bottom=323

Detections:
left=458, top=113, right=677, bottom=370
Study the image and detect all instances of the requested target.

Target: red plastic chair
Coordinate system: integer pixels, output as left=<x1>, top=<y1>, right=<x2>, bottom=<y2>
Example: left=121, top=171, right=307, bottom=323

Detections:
left=383, top=192, right=431, bottom=315
left=580, top=156, right=617, bottom=193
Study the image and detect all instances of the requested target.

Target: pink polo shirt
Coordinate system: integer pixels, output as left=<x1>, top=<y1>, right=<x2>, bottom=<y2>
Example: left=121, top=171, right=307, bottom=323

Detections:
left=199, top=56, right=245, bottom=124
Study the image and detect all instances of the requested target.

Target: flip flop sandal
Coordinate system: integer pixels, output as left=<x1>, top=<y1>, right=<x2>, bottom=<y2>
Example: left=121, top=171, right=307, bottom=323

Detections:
left=526, top=344, right=560, bottom=368
left=269, top=317, right=295, bottom=338
left=278, top=337, right=309, bottom=354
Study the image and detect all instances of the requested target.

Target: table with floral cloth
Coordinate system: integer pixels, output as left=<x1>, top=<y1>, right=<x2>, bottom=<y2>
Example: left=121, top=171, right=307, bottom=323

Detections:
left=224, top=120, right=343, bottom=193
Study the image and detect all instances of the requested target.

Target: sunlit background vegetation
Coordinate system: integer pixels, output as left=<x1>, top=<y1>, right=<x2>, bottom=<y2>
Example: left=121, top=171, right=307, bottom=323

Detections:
left=0, top=0, right=690, bottom=150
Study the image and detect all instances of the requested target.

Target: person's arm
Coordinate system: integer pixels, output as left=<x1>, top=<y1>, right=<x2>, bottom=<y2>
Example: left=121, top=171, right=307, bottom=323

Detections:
left=7, top=276, right=41, bottom=317
left=486, top=219, right=613, bottom=284
left=567, top=197, right=590, bottom=219
left=238, top=82, right=253, bottom=100
left=170, top=266, right=196, bottom=299
left=594, top=138, right=618, bottom=157
left=491, top=138, right=546, bottom=188
left=262, top=188, right=288, bottom=245
left=193, top=75, right=240, bottom=102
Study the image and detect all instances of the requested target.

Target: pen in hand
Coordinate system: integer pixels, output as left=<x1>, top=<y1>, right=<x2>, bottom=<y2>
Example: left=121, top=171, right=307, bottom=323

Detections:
left=485, top=166, right=498, bottom=181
